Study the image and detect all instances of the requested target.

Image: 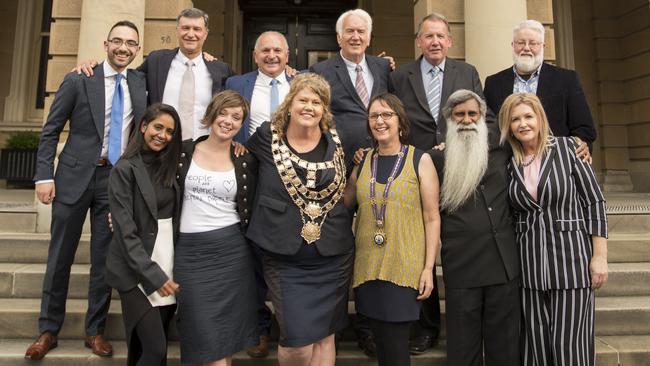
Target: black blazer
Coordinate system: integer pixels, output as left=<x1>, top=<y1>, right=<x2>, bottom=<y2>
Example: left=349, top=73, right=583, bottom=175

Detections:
left=35, top=64, right=146, bottom=204
left=176, top=135, right=258, bottom=231
left=245, top=122, right=355, bottom=256
left=310, top=53, right=392, bottom=162
left=429, top=124, right=520, bottom=288
left=137, top=48, right=234, bottom=105
left=484, top=63, right=597, bottom=147
left=390, top=57, right=489, bottom=151
left=105, top=153, right=181, bottom=295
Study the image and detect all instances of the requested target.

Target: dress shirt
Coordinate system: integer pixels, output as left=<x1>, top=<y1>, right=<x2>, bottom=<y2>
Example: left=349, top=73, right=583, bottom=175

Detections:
left=420, top=56, right=446, bottom=98
left=162, top=50, right=213, bottom=139
left=341, top=52, right=374, bottom=97
left=249, top=71, right=290, bottom=136
left=513, top=64, right=542, bottom=94
left=102, top=62, right=133, bottom=159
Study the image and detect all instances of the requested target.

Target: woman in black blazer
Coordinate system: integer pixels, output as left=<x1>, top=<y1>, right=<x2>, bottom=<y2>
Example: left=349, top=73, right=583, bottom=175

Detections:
left=106, top=103, right=183, bottom=366
left=499, top=93, right=608, bottom=366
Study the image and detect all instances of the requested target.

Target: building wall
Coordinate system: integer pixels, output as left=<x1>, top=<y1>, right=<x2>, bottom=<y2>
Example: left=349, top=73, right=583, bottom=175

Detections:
left=0, top=1, right=18, bottom=121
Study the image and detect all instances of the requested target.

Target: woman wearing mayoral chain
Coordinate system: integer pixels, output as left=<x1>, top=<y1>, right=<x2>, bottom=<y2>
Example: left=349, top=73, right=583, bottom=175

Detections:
left=245, top=73, right=354, bottom=366
left=344, top=93, right=441, bottom=366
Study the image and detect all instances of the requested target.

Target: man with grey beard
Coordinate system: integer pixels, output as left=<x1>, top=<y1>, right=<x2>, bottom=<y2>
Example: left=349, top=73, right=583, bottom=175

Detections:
left=484, top=19, right=596, bottom=162
left=429, top=89, right=520, bottom=366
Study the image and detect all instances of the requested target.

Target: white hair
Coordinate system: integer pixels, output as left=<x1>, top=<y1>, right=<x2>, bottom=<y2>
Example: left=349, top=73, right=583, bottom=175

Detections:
left=513, top=19, right=545, bottom=43
left=254, top=31, right=289, bottom=50
left=336, top=9, right=373, bottom=37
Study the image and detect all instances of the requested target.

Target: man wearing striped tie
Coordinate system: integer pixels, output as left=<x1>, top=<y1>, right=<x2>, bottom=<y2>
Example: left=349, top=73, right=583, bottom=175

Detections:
left=390, top=12, right=491, bottom=354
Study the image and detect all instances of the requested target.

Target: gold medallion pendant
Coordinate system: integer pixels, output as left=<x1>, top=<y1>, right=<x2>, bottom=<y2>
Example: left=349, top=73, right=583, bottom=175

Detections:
left=304, top=202, right=321, bottom=219
left=301, top=221, right=321, bottom=244
left=373, top=230, right=386, bottom=246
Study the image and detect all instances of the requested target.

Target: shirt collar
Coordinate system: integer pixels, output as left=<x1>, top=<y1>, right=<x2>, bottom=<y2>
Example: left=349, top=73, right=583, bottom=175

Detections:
left=257, top=70, right=288, bottom=84
left=513, top=63, right=542, bottom=81
left=176, top=49, right=205, bottom=67
left=103, top=62, right=128, bottom=80
left=420, top=56, right=445, bottom=75
left=340, top=51, right=369, bottom=72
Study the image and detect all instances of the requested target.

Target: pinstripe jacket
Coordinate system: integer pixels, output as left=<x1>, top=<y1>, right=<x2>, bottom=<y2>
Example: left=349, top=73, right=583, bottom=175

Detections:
left=508, top=137, right=607, bottom=290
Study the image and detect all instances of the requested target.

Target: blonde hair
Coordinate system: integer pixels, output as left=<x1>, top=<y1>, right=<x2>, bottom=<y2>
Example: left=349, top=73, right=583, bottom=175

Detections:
left=498, top=93, right=552, bottom=165
left=272, top=73, right=334, bottom=139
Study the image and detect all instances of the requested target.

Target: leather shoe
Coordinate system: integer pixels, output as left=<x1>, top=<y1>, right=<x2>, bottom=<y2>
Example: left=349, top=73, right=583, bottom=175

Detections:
left=24, top=332, right=57, bottom=360
left=409, top=334, right=438, bottom=354
left=246, top=335, right=269, bottom=358
left=357, top=335, right=376, bottom=358
left=84, top=335, right=113, bottom=357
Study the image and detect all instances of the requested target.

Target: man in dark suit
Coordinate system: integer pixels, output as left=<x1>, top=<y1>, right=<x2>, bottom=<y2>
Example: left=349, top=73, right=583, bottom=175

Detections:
left=484, top=19, right=596, bottom=161
left=429, top=89, right=520, bottom=366
left=26, top=21, right=146, bottom=360
left=225, top=30, right=293, bottom=358
left=310, top=9, right=392, bottom=168
left=390, top=12, right=489, bottom=353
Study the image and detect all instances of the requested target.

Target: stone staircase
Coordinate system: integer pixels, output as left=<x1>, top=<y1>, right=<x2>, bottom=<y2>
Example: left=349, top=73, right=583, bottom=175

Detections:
left=0, top=191, right=649, bottom=365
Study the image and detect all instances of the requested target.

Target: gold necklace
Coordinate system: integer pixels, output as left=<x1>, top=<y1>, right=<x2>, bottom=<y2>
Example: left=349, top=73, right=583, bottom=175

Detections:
left=271, top=125, right=346, bottom=244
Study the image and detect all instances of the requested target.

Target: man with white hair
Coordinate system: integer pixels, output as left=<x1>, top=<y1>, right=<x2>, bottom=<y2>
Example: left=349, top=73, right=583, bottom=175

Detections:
left=429, top=89, right=521, bottom=366
left=484, top=19, right=596, bottom=161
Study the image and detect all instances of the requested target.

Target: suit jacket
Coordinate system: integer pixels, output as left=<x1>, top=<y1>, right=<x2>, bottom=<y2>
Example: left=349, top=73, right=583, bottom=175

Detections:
left=310, top=53, right=392, bottom=162
left=508, top=137, right=607, bottom=291
left=484, top=63, right=597, bottom=147
left=137, top=48, right=234, bottom=105
left=429, top=124, right=520, bottom=288
left=245, top=122, right=355, bottom=256
left=34, top=63, right=147, bottom=205
left=391, top=57, right=488, bottom=150
left=225, top=70, right=294, bottom=143
left=176, top=135, right=258, bottom=230
left=105, top=153, right=182, bottom=295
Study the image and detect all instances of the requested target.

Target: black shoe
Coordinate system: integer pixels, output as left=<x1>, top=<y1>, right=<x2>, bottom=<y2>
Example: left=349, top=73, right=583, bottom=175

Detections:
left=409, top=335, right=438, bottom=355
left=357, top=335, right=377, bottom=358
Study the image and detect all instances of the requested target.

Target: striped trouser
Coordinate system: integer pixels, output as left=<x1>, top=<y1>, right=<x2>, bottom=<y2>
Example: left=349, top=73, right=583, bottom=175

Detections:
left=521, top=287, right=595, bottom=366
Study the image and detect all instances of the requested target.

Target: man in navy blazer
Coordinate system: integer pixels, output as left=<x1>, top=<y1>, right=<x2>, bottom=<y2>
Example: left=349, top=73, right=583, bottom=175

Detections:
left=225, top=31, right=292, bottom=358
left=27, top=21, right=146, bottom=360
left=484, top=19, right=596, bottom=160
left=310, top=9, right=392, bottom=168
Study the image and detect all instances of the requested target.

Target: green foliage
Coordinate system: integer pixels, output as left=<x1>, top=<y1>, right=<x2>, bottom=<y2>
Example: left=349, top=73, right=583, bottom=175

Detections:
left=5, top=131, right=40, bottom=150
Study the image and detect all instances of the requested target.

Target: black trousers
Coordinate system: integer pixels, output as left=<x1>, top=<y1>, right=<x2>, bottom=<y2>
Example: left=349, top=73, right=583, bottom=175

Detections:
left=368, top=318, right=411, bottom=366
left=445, top=278, right=521, bottom=366
left=413, top=265, right=441, bottom=338
left=251, top=244, right=272, bottom=336
left=39, top=166, right=112, bottom=336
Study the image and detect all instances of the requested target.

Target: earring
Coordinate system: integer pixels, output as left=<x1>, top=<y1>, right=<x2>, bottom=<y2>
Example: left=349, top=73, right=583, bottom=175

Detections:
left=399, top=130, right=403, bottom=137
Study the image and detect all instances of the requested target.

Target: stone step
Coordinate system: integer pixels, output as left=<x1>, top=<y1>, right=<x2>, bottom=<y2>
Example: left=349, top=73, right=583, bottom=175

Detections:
left=607, top=213, right=650, bottom=234
left=607, top=232, right=650, bottom=263
left=598, top=262, right=650, bottom=297
left=595, top=296, right=650, bottom=336
left=0, top=208, right=36, bottom=233
left=0, top=336, right=648, bottom=366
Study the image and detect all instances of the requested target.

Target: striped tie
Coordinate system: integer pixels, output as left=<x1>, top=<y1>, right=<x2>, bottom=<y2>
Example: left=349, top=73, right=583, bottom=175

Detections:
left=355, top=65, right=369, bottom=107
left=427, top=67, right=442, bottom=120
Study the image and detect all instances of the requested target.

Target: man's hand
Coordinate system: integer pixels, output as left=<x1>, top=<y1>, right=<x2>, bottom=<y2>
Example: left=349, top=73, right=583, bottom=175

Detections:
left=353, top=148, right=369, bottom=166
left=574, top=137, right=592, bottom=164
left=71, top=59, right=98, bottom=77
left=432, top=142, right=446, bottom=151
left=285, top=65, right=298, bottom=77
left=156, top=279, right=180, bottom=297
left=36, top=182, right=56, bottom=205
left=203, top=51, right=218, bottom=62
left=377, top=51, right=396, bottom=71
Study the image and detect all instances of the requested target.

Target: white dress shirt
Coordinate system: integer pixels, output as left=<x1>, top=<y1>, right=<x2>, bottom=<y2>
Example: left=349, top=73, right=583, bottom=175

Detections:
left=249, top=71, right=290, bottom=136
left=341, top=52, right=374, bottom=97
left=162, top=50, right=213, bottom=140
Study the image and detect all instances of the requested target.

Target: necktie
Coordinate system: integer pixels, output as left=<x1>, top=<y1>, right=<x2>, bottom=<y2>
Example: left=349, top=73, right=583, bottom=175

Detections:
left=107, top=73, right=123, bottom=165
left=427, top=67, right=442, bottom=120
left=179, top=60, right=195, bottom=140
left=355, top=65, right=369, bottom=107
left=270, top=79, right=279, bottom=115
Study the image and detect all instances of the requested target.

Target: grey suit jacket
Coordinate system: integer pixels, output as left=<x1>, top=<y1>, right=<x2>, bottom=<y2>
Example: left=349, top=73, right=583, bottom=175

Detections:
left=34, top=63, right=147, bottom=205
left=390, top=57, right=488, bottom=150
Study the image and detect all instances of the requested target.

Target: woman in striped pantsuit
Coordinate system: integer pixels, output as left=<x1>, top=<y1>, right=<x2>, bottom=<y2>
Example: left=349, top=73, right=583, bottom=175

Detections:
left=498, top=93, right=608, bottom=366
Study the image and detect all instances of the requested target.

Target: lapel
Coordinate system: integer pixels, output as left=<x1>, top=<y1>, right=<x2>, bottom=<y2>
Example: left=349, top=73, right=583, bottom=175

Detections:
left=85, top=63, right=106, bottom=140
left=534, top=63, right=552, bottom=100
left=157, top=49, right=176, bottom=102
left=333, top=53, right=366, bottom=110
left=132, top=154, right=158, bottom=219
left=407, top=57, right=432, bottom=119
left=536, top=137, right=557, bottom=205
left=318, top=130, right=339, bottom=185
left=126, top=69, right=146, bottom=123
left=439, top=58, right=457, bottom=122
left=243, top=71, right=257, bottom=101
left=366, top=56, right=382, bottom=97
left=204, top=54, right=224, bottom=94
left=500, top=67, right=516, bottom=104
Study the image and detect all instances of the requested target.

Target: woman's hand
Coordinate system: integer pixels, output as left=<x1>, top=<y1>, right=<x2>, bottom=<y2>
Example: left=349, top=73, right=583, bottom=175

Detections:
left=352, top=148, right=369, bottom=166
left=590, top=255, right=608, bottom=289
left=156, top=279, right=180, bottom=297
left=417, top=268, right=434, bottom=300
left=232, top=141, right=248, bottom=157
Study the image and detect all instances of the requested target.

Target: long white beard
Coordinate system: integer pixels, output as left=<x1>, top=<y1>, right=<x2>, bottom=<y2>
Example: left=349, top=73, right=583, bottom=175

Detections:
left=513, top=51, right=543, bottom=74
left=440, top=118, right=489, bottom=213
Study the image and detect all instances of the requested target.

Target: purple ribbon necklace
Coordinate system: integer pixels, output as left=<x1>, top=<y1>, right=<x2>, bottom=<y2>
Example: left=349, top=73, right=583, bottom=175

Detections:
left=370, top=144, right=407, bottom=246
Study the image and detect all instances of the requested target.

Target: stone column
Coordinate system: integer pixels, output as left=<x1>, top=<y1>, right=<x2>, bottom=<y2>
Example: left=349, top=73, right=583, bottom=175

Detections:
left=464, top=0, right=527, bottom=83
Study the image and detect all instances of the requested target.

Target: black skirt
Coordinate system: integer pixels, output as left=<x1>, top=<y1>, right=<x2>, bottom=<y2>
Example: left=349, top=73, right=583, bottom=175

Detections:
left=354, top=279, right=421, bottom=322
left=174, top=224, right=258, bottom=363
left=262, top=244, right=353, bottom=347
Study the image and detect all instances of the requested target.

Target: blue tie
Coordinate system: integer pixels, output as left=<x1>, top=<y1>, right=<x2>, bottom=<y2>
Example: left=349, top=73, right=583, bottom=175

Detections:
left=108, top=73, right=124, bottom=165
left=270, top=79, right=279, bottom=115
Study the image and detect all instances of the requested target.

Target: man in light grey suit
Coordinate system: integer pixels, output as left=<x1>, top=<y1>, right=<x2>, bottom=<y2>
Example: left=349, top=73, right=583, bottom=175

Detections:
left=26, top=21, right=147, bottom=360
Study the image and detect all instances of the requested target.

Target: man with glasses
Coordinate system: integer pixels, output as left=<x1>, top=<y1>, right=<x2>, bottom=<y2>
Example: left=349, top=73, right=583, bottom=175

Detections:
left=26, top=20, right=146, bottom=360
left=484, top=19, right=596, bottom=161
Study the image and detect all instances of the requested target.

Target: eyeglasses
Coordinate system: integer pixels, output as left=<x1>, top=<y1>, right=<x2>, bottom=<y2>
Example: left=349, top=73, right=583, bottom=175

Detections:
left=107, top=38, right=139, bottom=48
left=514, top=40, right=542, bottom=48
left=368, top=111, right=397, bottom=121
